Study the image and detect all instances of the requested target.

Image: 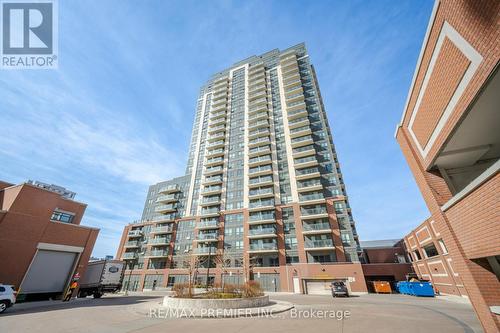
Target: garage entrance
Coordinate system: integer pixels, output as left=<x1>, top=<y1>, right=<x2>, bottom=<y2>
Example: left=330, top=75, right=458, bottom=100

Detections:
left=20, top=249, right=78, bottom=295
left=304, top=279, right=332, bottom=295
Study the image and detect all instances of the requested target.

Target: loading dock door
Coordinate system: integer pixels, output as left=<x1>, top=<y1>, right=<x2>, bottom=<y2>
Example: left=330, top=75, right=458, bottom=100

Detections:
left=21, top=250, right=77, bottom=293
left=305, top=280, right=332, bottom=295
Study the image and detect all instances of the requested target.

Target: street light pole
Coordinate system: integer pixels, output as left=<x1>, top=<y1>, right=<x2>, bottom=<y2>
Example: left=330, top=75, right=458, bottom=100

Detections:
left=206, top=242, right=211, bottom=291
left=124, top=259, right=134, bottom=296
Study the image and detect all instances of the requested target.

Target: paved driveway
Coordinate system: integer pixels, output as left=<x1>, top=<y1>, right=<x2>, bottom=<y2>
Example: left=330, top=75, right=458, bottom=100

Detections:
left=0, top=292, right=483, bottom=333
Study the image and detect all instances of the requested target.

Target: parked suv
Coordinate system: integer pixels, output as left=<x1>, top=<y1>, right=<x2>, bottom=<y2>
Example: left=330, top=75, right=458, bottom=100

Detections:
left=331, top=281, right=349, bottom=297
left=0, top=284, right=16, bottom=313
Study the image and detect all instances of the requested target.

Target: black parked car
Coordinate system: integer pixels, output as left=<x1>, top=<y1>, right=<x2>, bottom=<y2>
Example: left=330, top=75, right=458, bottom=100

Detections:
left=331, top=281, right=349, bottom=297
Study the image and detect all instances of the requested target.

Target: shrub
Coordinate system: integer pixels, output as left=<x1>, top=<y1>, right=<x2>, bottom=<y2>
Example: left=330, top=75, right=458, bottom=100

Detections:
left=172, top=283, right=191, bottom=298
left=223, top=283, right=239, bottom=294
left=242, top=281, right=264, bottom=298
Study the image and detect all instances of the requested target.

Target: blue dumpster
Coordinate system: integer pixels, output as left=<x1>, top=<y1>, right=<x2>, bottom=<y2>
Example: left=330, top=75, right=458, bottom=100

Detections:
left=409, top=281, right=435, bottom=297
left=397, top=282, right=409, bottom=294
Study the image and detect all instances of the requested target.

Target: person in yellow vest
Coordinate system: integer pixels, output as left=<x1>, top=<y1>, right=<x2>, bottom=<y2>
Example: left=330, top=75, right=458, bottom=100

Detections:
left=63, top=281, right=78, bottom=302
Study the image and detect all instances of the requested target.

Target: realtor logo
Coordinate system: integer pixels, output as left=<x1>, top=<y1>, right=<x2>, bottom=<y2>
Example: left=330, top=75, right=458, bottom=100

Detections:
left=1, top=0, right=58, bottom=69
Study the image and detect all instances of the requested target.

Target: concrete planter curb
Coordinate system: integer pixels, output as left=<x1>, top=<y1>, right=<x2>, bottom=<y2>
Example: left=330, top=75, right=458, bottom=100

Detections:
left=162, top=295, right=269, bottom=309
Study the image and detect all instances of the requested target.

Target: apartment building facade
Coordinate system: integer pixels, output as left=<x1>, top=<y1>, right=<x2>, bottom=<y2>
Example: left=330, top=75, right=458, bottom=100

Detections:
left=0, top=180, right=99, bottom=300
left=404, top=218, right=468, bottom=298
left=117, top=43, right=367, bottom=294
left=395, top=0, right=499, bottom=331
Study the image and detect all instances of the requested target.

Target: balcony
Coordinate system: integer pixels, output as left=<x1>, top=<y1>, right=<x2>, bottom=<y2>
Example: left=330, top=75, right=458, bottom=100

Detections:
left=151, top=226, right=174, bottom=234
left=295, top=167, right=320, bottom=180
left=291, top=135, right=314, bottom=148
left=248, top=82, right=266, bottom=95
left=283, top=78, right=301, bottom=91
left=121, top=252, right=138, bottom=260
left=287, top=100, right=307, bottom=113
left=248, top=164, right=273, bottom=177
left=248, top=175, right=273, bottom=188
left=193, top=247, right=216, bottom=255
left=207, top=140, right=225, bottom=149
left=248, top=187, right=274, bottom=199
left=204, top=166, right=224, bottom=176
left=292, top=144, right=316, bottom=158
left=202, top=186, right=222, bottom=195
left=294, top=156, right=318, bottom=168
left=302, top=222, right=331, bottom=235
left=205, top=148, right=225, bottom=158
left=212, top=97, right=227, bottom=108
left=208, top=124, right=226, bottom=134
left=156, top=194, right=178, bottom=203
left=290, top=125, right=312, bottom=138
left=197, top=219, right=220, bottom=229
left=128, top=230, right=143, bottom=238
left=287, top=108, right=308, bottom=120
left=248, top=242, right=278, bottom=253
left=248, top=154, right=272, bottom=167
left=248, top=104, right=268, bottom=116
left=152, top=214, right=176, bottom=223
left=248, top=128, right=271, bottom=139
left=288, top=116, right=309, bottom=130
left=124, top=240, right=140, bottom=248
left=210, top=111, right=227, bottom=121
left=303, top=239, right=335, bottom=250
left=155, top=203, right=177, bottom=213
left=248, top=111, right=269, bottom=123
left=149, top=237, right=171, bottom=245
left=205, top=156, right=224, bottom=167
left=200, top=197, right=221, bottom=207
left=300, top=207, right=328, bottom=220
left=200, top=207, right=220, bottom=217
left=210, top=117, right=226, bottom=127
left=202, top=176, right=223, bottom=185
left=297, top=179, right=322, bottom=192
left=249, top=199, right=275, bottom=212
left=248, top=212, right=275, bottom=225
left=195, top=232, right=219, bottom=242
left=249, top=78, right=266, bottom=90
left=248, top=89, right=266, bottom=101
left=146, top=249, right=169, bottom=258
left=299, top=192, right=325, bottom=204
left=207, top=132, right=225, bottom=142
left=282, top=72, right=301, bottom=86
left=249, top=145, right=271, bottom=157
left=248, top=227, right=277, bottom=239
left=248, top=136, right=270, bottom=148
left=159, top=184, right=179, bottom=194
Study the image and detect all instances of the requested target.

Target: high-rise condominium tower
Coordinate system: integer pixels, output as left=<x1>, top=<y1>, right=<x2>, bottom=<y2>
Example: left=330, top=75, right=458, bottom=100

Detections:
left=117, top=43, right=365, bottom=293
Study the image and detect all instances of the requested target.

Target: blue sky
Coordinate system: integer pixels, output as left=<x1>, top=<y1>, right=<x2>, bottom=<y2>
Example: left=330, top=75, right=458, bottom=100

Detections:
left=0, top=0, right=434, bottom=257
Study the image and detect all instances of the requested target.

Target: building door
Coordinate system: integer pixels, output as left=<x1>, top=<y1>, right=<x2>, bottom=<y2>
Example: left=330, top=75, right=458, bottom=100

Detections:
left=293, top=277, right=301, bottom=293
left=20, top=250, right=78, bottom=294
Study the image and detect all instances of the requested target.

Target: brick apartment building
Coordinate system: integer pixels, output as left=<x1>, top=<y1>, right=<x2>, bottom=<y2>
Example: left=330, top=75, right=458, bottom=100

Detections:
left=395, top=0, right=499, bottom=331
left=0, top=180, right=99, bottom=300
left=116, top=43, right=369, bottom=295
left=404, top=218, right=468, bottom=297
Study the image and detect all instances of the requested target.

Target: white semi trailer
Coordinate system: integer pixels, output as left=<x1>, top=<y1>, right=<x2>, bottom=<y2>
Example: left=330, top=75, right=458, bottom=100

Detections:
left=78, top=260, right=125, bottom=298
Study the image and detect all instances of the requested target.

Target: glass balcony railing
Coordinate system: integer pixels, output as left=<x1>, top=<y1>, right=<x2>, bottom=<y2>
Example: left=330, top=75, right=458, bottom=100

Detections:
left=122, top=252, right=138, bottom=259
left=249, top=212, right=275, bottom=222
left=301, top=207, right=327, bottom=216
left=128, top=230, right=143, bottom=237
left=201, top=208, right=220, bottom=215
left=296, top=167, right=319, bottom=176
left=249, top=165, right=272, bottom=174
left=249, top=155, right=272, bottom=164
left=291, top=135, right=313, bottom=144
left=249, top=199, right=274, bottom=208
left=198, top=219, right=219, bottom=228
left=158, top=184, right=179, bottom=193
left=151, top=226, right=174, bottom=233
left=147, top=249, right=169, bottom=257
left=194, top=247, right=216, bottom=254
left=249, top=175, right=273, bottom=185
left=249, top=228, right=276, bottom=235
left=304, top=239, right=334, bottom=248
left=202, top=186, right=222, bottom=193
left=197, top=233, right=219, bottom=240
left=149, top=237, right=170, bottom=244
left=249, top=187, right=274, bottom=196
left=299, top=192, right=324, bottom=202
left=295, top=156, right=317, bottom=165
left=124, top=240, right=140, bottom=247
left=249, top=243, right=278, bottom=251
left=302, top=222, right=331, bottom=231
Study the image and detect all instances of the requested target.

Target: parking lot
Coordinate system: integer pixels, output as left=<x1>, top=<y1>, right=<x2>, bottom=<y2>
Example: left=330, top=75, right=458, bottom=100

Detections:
left=0, top=292, right=482, bottom=333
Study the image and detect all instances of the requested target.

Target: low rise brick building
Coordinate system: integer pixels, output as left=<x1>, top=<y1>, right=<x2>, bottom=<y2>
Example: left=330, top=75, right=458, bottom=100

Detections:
left=395, top=0, right=499, bottom=331
left=0, top=180, right=99, bottom=301
left=404, top=218, right=468, bottom=297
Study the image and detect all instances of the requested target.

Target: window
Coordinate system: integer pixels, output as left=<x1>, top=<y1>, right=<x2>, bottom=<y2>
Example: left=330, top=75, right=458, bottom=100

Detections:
left=438, top=239, right=448, bottom=254
left=50, top=210, right=74, bottom=223
left=413, top=250, right=422, bottom=261
left=423, top=243, right=439, bottom=258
